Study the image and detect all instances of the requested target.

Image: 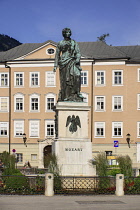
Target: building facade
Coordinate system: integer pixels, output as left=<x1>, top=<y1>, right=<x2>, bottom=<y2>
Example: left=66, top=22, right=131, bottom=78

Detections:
left=0, top=40, right=140, bottom=173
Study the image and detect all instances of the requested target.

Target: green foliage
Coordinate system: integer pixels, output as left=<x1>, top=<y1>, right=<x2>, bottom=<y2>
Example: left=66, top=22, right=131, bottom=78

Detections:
left=0, top=34, right=22, bottom=51
left=47, top=154, right=61, bottom=176
left=97, top=33, right=110, bottom=43
left=2, top=170, right=29, bottom=192
left=45, top=153, right=62, bottom=191
left=107, top=168, right=121, bottom=177
left=134, top=176, right=140, bottom=188
left=0, top=151, right=15, bottom=171
left=117, top=155, right=132, bottom=177
left=91, top=152, right=109, bottom=176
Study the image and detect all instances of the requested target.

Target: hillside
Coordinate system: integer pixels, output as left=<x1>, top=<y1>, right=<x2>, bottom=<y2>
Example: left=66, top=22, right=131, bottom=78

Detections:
left=0, top=34, right=22, bottom=51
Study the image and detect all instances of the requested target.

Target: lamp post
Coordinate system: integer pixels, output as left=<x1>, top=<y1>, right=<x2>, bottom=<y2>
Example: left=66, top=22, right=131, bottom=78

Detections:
left=22, top=133, right=27, bottom=147
left=126, top=133, right=131, bottom=148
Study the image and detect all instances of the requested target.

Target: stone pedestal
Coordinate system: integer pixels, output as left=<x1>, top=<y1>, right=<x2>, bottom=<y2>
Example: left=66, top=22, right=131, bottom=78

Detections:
left=53, top=102, right=96, bottom=176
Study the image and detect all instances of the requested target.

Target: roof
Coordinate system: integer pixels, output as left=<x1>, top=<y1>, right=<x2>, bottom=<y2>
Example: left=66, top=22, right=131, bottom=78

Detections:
left=115, top=46, right=140, bottom=63
left=0, top=40, right=129, bottom=62
left=78, top=41, right=128, bottom=59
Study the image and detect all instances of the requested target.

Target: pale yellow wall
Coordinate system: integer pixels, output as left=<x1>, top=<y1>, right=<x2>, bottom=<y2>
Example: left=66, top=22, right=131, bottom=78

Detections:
left=93, top=64, right=140, bottom=145
left=25, top=44, right=56, bottom=59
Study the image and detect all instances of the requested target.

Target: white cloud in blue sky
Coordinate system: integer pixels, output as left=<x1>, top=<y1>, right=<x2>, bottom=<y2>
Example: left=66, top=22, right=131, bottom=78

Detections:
left=0, top=0, right=140, bottom=45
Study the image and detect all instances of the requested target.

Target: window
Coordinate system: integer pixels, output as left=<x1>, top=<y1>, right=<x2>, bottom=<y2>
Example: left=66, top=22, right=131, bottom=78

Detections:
left=95, top=96, right=105, bottom=111
left=30, top=72, right=40, bottom=87
left=81, top=71, right=88, bottom=86
left=14, top=93, right=24, bottom=112
left=30, top=94, right=40, bottom=112
left=16, top=153, right=23, bottom=163
left=95, top=122, right=105, bottom=137
left=46, top=93, right=56, bottom=111
left=0, top=122, right=8, bottom=136
left=29, top=120, right=40, bottom=137
left=81, top=92, right=88, bottom=103
left=0, top=73, right=9, bottom=87
left=46, top=48, right=55, bottom=55
left=14, top=72, right=24, bottom=86
left=46, top=71, right=56, bottom=86
left=137, top=122, right=140, bottom=138
left=0, top=97, right=8, bottom=112
left=45, top=120, right=55, bottom=137
left=31, top=154, right=37, bottom=161
left=112, top=70, right=123, bottom=85
left=112, top=122, right=123, bottom=137
left=138, top=68, right=140, bottom=82
left=14, top=120, right=24, bottom=137
left=137, top=94, right=140, bottom=109
left=95, top=71, right=105, bottom=86
left=112, top=96, right=123, bottom=111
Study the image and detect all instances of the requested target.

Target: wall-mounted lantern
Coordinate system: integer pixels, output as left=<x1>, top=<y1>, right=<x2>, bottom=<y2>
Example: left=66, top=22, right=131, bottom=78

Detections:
left=126, top=133, right=131, bottom=148
left=22, top=133, right=27, bottom=147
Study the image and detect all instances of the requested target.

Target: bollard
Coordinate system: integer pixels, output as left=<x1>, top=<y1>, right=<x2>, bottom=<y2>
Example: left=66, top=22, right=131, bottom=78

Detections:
left=115, top=174, right=124, bottom=196
left=45, top=173, right=54, bottom=196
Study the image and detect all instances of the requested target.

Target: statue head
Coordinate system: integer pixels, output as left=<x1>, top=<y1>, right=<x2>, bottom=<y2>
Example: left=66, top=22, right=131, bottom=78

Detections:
left=62, top=28, right=72, bottom=38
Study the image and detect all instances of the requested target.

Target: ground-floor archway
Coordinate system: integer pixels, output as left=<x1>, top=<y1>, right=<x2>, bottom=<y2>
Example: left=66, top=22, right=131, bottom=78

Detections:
left=43, top=145, right=52, bottom=168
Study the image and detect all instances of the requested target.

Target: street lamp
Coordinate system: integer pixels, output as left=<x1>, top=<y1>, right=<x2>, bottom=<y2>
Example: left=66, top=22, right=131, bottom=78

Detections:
left=22, top=133, right=27, bottom=147
left=126, top=133, right=131, bottom=148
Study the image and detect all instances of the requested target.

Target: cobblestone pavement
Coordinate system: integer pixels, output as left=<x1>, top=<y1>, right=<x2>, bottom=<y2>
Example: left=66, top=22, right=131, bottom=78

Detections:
left=0, top=195, right=140, bottom=210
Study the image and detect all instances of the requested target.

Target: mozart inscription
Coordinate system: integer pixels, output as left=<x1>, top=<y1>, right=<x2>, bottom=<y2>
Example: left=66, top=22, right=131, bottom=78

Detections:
left=65, top=148, right=83, bottom=151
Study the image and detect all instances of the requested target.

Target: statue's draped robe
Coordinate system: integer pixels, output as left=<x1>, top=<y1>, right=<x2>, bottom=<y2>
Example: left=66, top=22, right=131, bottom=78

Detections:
left=54, top=39, right=82, bottom=101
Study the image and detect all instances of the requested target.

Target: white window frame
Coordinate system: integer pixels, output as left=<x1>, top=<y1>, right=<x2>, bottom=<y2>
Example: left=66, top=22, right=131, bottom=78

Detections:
left=112, top=70, right=123, bottom=86
left=95, top=70, right=105, bottom=86
left=0, top=122, right=8, bottom=137
left=112, top=122, right=123, bottom=138
left=30, top=72, right=40, bottom=87
left=137, top=122, right=140, bottom=138
left=14, top=72, right=24, bottom=87
left=14, top=93, right=24, bottom=112
left=95, top=96, right=105, bottom=111
left=81, top=92, right=88, bottom=103
left=14, top=120, right=24, bottom=137
left=30, top=93, right=40, bottom=112
left=0, top=73, right=9, bottom=87
left=94, top=122, right=105, bottom=138
left=29, top=120, right=40, bottom=138
left=46, top=71, right=56, bottom=87
left=46, top=48, right=55, bottom=55
left=81, top=71, right=88, bottom=86
left=31, top=154, right=37, bottom=161
left=137, top=94, right=140, bottom=110
left=45, top=120, right=55, bottom=137
left=16, top=153, right=23, bottom=163
left=112, top=96, right=123, bottom=111
left=46, top=93, right=56, bottom=112
left=138, top=68, right=140, bottom=82
left=0, top=97, right=9, bottom=112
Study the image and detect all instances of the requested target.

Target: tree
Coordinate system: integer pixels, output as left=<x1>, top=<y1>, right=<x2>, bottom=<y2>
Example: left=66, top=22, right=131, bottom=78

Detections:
left=97, top=33, right=110, bottom=43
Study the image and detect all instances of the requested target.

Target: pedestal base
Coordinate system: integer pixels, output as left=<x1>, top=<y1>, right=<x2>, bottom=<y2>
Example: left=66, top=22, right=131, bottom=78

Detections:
left=53, top=101, right=96, bottom=176
left=53, top=140, right=96, bottom=176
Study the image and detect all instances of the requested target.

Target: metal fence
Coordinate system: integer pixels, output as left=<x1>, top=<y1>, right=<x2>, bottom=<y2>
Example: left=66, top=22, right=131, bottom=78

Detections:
left=0, top=175, right=45, bottom=195
left=124, top=176, right=140, bottom=195
left=54, top=176, right=116, bottom=195
left=0, top=175, right=140, bottom=195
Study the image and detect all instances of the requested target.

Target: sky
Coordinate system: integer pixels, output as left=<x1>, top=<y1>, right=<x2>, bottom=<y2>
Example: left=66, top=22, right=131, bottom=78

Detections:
left=1, top=0, right=140, bottom=46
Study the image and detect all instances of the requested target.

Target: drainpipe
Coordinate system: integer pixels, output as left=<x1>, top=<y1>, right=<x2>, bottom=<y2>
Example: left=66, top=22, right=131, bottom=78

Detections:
left=5, top=63, right=11, bottom=154
left=91, top=60, right=94, bottom=142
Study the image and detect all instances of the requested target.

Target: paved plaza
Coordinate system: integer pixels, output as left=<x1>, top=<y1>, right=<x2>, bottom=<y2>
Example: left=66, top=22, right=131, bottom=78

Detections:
left=0, top=195, right=140, bottom=210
